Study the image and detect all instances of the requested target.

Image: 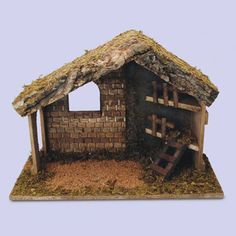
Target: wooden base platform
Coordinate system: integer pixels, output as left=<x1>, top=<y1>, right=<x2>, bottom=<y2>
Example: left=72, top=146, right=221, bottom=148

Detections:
left=10, top=192, right=223, bottom=201
left=10, top=155, right=224, bottom=201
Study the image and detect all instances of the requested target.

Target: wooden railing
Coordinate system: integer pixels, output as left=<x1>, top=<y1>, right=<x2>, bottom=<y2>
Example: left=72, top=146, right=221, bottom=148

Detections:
left=147, top=81, right=201, bottom=112
left=145, top=114, right=199, bottom=152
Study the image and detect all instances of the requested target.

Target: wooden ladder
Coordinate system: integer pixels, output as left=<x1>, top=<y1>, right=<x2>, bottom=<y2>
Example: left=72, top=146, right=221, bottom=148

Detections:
left=150, top=141, right=187, bottom=179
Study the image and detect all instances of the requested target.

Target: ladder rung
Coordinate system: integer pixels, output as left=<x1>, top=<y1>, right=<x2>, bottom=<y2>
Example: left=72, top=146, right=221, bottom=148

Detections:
left=150, top=164, right=168, bottom=175
left=150, top=162, right=173, bottom=176
left=158, top=152, right=176, bottom=163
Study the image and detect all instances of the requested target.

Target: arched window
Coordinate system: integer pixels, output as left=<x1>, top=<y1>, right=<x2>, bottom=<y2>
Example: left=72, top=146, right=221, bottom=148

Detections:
left=68, top=82, right=100, bottom=111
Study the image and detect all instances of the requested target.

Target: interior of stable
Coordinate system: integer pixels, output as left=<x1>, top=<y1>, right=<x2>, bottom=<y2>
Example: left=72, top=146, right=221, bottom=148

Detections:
left=28, top=62, right=207, bottom=176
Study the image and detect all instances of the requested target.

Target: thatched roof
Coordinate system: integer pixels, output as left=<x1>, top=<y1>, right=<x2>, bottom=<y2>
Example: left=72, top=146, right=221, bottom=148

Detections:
left=13, top=30, right=218, bottom=116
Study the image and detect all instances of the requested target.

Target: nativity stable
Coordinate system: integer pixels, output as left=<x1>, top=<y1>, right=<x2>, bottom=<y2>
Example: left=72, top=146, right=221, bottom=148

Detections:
left=12, top=30, right=220, bottom=190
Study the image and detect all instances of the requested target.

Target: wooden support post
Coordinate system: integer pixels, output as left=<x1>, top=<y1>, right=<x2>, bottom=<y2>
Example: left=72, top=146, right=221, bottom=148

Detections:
left=191, top=102, right=206, bottom=171
left=161, top=117, right=166, bottom=139
left=28, top=112, right=40, bottom=174
left=173, top=88, right=178, bottom=108
left=152, top=114, right=157, bottom=135
left=163, top=83, right=168, bottom=105
left=39, top=107, right=48, bottom=155
left=152, top=81, right=158, bottom=103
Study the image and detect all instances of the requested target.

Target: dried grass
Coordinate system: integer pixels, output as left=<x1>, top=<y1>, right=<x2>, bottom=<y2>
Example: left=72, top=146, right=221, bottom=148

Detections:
left=45, top=160, right=145, bottom=190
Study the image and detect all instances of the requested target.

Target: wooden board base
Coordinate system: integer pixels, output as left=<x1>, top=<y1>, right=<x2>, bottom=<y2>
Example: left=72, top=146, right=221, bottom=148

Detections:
left=9, top=155, right=224, bottom=201
left=10, top=192, right=223, bottom=201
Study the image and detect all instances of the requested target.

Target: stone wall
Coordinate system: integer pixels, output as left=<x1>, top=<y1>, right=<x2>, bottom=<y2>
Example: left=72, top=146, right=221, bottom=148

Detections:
left=45, top=71, right=126, bottom=153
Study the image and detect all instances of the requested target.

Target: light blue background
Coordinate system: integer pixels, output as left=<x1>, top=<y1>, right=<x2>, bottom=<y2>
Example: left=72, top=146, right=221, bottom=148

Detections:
left=0, top=0, right=235, bottom=235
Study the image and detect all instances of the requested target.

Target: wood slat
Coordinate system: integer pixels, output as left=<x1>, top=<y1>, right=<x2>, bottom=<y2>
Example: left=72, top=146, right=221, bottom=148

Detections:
left=173, top=88, right=178, bottom=108
left=147, top=116, right=175, bottom=129
left=145, top=128, right=199, bottom=151
left=163, top=83, right=168, bottom=105
left=161, top=117, right=166, bottom=138
left=152, top=114, right=157, bottom=136
left=146, top=96, right=201, bottom=112
left=152, top=81, right=158, bottom=103
left=188, top=144, right=199, bottom=151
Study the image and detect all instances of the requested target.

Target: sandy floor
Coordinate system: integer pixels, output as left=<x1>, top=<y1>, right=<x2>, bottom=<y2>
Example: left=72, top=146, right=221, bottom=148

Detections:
left=45, top=160, right=145, bottom=190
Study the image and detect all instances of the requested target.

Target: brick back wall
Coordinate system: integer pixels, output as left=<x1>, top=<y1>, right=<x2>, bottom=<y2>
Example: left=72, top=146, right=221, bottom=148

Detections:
left=45, top=72, right=127, bottom=153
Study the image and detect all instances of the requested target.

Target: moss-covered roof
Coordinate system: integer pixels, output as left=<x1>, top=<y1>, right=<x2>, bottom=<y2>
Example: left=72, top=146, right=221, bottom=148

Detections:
left=12, top=30, right=218, bottom=116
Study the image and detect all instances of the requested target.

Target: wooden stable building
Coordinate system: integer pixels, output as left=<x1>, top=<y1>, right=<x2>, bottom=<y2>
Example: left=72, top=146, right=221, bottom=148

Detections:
left=12, top=30, right=218, bottom=178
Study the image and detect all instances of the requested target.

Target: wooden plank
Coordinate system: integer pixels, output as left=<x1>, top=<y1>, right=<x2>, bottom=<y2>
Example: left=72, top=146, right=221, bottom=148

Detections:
left=152, top=81, right=158, bottom=103
left=39, top=107, right=48, bottom=155
left=145, top=128, right=162, bottom=138
left=147, top=116, right=175, bottom=129
left=173, top=88, right=178, bottom=108
left=28, top=112, right=40, bottom=174
left=188, top=144, right=199, bottom=152
left=146, top=96, right=201, bottom=112
left=146, top=96, right=154, bottom=102
left=157, top=118, right=174, bottom=129
left=191, top=102, right=206, bottom=170
left=163, top=83, right=168, bottom=105
left=161, top=117, right=166, bottom=138
left=10, top=191, right=224, bottom=200
left=145, top=128, right=199, bottom=151
left=152, top=114, right=157, bottom=136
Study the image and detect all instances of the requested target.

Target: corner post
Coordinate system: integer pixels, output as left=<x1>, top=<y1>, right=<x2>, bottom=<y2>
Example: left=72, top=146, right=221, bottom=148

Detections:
left=192, top=102, right=206, bottom=171
left=28, top=112, right=40, bottom=174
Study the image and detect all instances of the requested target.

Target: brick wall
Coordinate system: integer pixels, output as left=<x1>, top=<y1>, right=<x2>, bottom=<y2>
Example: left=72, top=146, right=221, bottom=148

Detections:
left=45, top=72, right=127, bottom=153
